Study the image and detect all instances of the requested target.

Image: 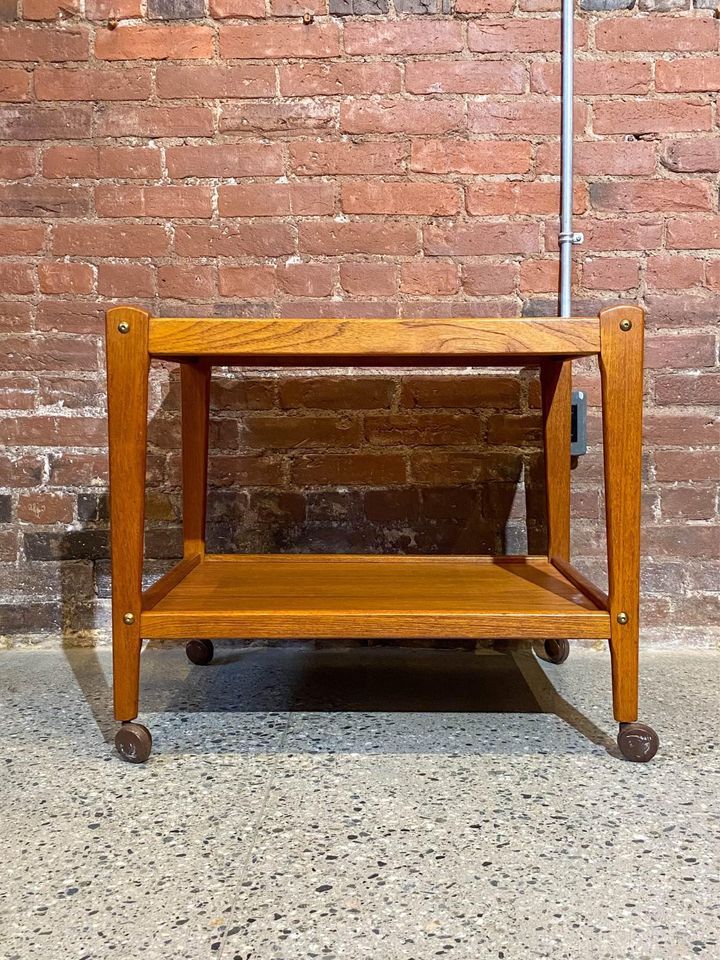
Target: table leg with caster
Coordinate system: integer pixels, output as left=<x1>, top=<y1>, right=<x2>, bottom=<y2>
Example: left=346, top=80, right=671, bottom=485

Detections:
left=106, top=306, right=153, bottom=763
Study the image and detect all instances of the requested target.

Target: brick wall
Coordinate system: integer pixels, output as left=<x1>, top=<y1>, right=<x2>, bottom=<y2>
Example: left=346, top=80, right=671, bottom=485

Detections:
left=0, top=2, right=718, bottom=647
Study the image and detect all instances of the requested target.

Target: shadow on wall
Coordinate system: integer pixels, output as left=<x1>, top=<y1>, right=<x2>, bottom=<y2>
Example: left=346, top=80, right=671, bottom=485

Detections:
left=55, top=366, right=551, bottom=648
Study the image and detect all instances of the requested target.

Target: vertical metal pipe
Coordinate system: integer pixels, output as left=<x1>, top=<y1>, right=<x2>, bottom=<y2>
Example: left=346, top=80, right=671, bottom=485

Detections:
left=559, top=0, right=575, bottom=318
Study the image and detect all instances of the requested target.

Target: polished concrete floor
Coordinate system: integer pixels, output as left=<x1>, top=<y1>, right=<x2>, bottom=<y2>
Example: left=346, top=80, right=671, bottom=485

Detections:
left=0, top=644, right=718, bottom=960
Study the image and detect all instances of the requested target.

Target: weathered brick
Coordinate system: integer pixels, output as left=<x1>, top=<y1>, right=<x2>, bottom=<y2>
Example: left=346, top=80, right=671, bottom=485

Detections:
left=220, top=23, right=341, bottom=59
left=291, top=140, right=406, bottom=176
left=0, top=336, right=97, bottom=372
left=530, top=60, right=651, bottom=95
left=656, top=57, right=719, bottom=93
left=0, top=25, right=88, bottom=60
left=167, top=143, right=284, bottom=178
left=209, top=0, right=264, bottom=15
left=582, top=256, right=639, bottom=291
left=406, top=60, right=525, bottom=95
left=344, top=21, right=462, bottom=56
left=469, top=18, right=587, bottom=53
left=279, top=377, right=393, bottom=410
left=365, top=413, right=479, bottom=446
left=0, top=145, right=35, bottom=177
left=667, top=217, right=720, bottom=250
left=536, top=140, right=656, bottom=176
left=468, top=181, right=585, bottom=217
left=157, top=63, right=275, bottom=99
left=596, top=16, right=718, bottom=52
left=661, top=138, right=720, bottom=173
left=300, top=221, right=419, bottom=256
left=0, top=104, right=91, bottom=140
left=95, top=104, right=213, bottom=137
left=53, top=223, right=169, bottom=257
left=0, top=183, right=88, bottom=217
left=593, top=98, right=712, bottom=135
left=342, top=98, right=464, bottom=135
left=0, top=67, right=30, bottom=101
left=401, top=376, right=522, bottom=409
left=424, top=223, right=540, bottom=257
left=158, top=264, right=216, bottom=300
left=35, top=66, right=151, bottom=101
left=95, top=184, right=213, bottom=218
left=147, top=0, right=204, bottom=17
left=244, top=415, right=361, bottom=449
left=399, top=260, right=459, bottom=295
left=342, top=182, right=461, bottom=216
left=38, top=261, right=94, bottom=295
left=410, top=139, right=532, bottom=175
left=98, top=262, right=155, bottom=298
left=590, top=180, right=712, bottom=214
left=219, top=100, right=337, bottom=135
left=646, top=255, right=704, bottom=290
left=291, top=453, right=406, bottom=486
left=0, top=223, right=45, bottom=254
left=278, top=263, right=333, bottom=298
left=462, top=261, right=518, bottom=297
left=470, top=99, right=586, bottom=136
left=95, top=24, right=213, bottom=60
left=218, top=265, right=276, bottom=298
left=17, top=492, right=73, bottom=524
left=339, top=262, right=397, bottom=296
left=280, top=62, right=401, bottom=97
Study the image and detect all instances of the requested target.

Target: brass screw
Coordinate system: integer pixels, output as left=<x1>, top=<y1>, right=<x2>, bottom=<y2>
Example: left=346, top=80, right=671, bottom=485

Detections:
left=302, top=11, right=314, bottom=23
left=617, top=612, right=629, bottom=625
left=619, top=319, right=632, bottom=332
left=117, top=321, right=130, bottom=334
left=123, top=612, right=135, bottom=625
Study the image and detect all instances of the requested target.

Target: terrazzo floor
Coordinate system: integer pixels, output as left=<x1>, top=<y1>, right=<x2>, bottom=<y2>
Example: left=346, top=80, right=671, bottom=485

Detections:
left=0, top=643, right=718, bottom=960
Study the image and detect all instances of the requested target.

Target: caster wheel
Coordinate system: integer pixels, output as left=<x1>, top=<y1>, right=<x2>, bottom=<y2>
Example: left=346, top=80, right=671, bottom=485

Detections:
left=186, top=638, right=214, bottom=665
left=533, top=639, right=570, bottom=664
left=617, top=722, right=659, bottom=763
left=115, top=722, right=152, bottom=764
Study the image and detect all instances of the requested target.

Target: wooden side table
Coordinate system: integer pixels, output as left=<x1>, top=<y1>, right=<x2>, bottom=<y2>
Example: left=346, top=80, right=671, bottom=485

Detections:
left=105, top=305, right=658, bottom=764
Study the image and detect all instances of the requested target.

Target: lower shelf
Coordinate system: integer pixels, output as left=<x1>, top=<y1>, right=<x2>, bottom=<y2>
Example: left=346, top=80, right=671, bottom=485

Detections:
left=140, top=554, right=611, bottom=641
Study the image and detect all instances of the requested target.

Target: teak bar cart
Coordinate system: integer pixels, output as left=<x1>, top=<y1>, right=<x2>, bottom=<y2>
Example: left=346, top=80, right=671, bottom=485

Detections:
left=105, top=305, right=659, bottom=764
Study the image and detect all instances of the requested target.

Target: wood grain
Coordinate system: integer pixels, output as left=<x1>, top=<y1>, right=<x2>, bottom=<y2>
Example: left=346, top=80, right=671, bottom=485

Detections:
left=181, top=361, right=211, bottom=558
left=148, top=316, right=601, bottom=359
left=106, top=306, right=150, bottom=722
left=140, top=554, right=611, bottom=640
left=599, top=305, right=645, bottom=723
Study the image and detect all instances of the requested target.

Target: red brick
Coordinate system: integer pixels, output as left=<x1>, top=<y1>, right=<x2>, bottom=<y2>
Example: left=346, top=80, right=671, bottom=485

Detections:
left=218, top=265, right=276, bottom=298
left=219, top=183, right=334, bottom=217
left=530, top=60, right=650, bottom=96
left=300, top=221, right=419, bottom=257
left=0, top=377, right=35, bottom=411
left=410, top=139, right=531, bottom=176
left=53, top=223, right=168, bottom=258
left=17, top=493, right=73, bottom=524
left=488, top=413, right=542, bottom=445
left=654, top=450, right=719, bottom=483
left=457, top=0, right=514, bottom=10
left=85, top=0, right=140, bottom=17
left=706, top=261, right=720, bottom=291
left=0, top=26, right=88, bottom=61
left=662, top=139, right=720, bottom=174
left=582, top=257, right=639, bottom=291
left=646, top=334, right=716, bottom=369
left=175, top=223, right=294, bottom=258
left=47, top=452, right=107, bottom=486
left=410, top=450, right=521, bottom=484
left=0, top=263, right=33, bottom=294
left=98, top=262, right=155, bottom=298
left=279, top=377, right=393, bottom=410
left=406, top=60, right=525, bottom=95
left=38, top=261, right=94, bottom=295
left=536, top=140, right=656, bottom=177
left=220, top=23, right=341, bottom=59
left=342, top=99, right=464, bottom=136
left=209, top=0, right=264, bottom=15
left=365, top=413, right=478, bottom=447
left=35, top=66, right=151, bottom=101
left=342, top=182, right=461, bottom=217
left=95, top=24, right=213, bottom=61
left=470, top=99, right=586, bottom=136
left=520, top=258, right=561, bottom=294
left=270, top=0, right=324, bottom=15
left=462, top=261, right=518, bottom=297
left=339, top=262, right=397, bottom=297
left=0, top=67, right=30, bottom=101
left=291, top=140, right=406, bottom=176
left=22, top=0, right=80, bottom=17
left=643, top=525, right=719, bottom=559
left=644, top=294, right=720, bottom=332
left=278, top=263, right=333, bottom=298
left=222, top=97, right=336, bottom=134
left=655, top=373, right=720, bottom=406
left=0, top=183, right=87, bottom=218
left=95, top=104, right=213, bottom=138
left=590, top=181, right=712, bottom=214
left=167, top=143, right=284, bottom=178
left=345, top=21, right=463, bottom=56
left=96, top=184, right=213, bottom=219
left=424, top=223, right=539, bottom=257
left=0, top=223, right=44, bottom=255
left=158, top=264, right=216, bottom=300
left=0, top=303, right=32, bottom=333
left=244, top=415, right=361, bottom=449
left=596, top=16, right=717, bottom=53
left=594, top=98, right=712, bottom=135
left=667, top=217, right=720, bottom=251
left=646, top=255, right=704, bottom=291
left=469, top=18, right=587, bottom=53
left=36, top=300, right=103, bottom=334
left=656, top=57, right=719, bottom=93
left=43, top=145, right=162, bottom=179
left=0, top=337, right=97, bottom=373
left=400, top=375, right=521, bottom=409
left=0, top=104, right=91, bottom=140
left=0, top=453, right=44, bottom=486
left=156, top=63, right=275, bottom=99
left=467, top=181, right=585, bottom=216
left=280, top=62, right=401, bottom=97
left=0, top=146, right=35, bottom=178
left=291, top=454, right=406, bottom=486
left=400, top=261, right=459, bottom=296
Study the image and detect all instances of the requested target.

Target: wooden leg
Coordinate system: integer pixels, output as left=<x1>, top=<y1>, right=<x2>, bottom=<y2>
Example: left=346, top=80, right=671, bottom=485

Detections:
left=541, top=359, right=572, bottom=562
left=106, top=307, right=150, bottom=723
left=599, top=306, right=645, bottom=723
left=181, top=361, right=211, bottom=558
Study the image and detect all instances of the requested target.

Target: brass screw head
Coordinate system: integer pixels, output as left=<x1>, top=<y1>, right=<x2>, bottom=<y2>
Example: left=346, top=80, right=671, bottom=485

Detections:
left=123, top=612, right=135, bottom=625
left=302, top=11, right=314, bottom=23
left=117, top=321, right=130, bottom=334
left=619, top=319, right=632, bottom=332
left=617, top=612, right=629, bottom=625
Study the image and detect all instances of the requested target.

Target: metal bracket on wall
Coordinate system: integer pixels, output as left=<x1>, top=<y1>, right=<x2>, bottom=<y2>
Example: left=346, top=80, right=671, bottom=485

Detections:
left=571, top=389, right=587, bottom=457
